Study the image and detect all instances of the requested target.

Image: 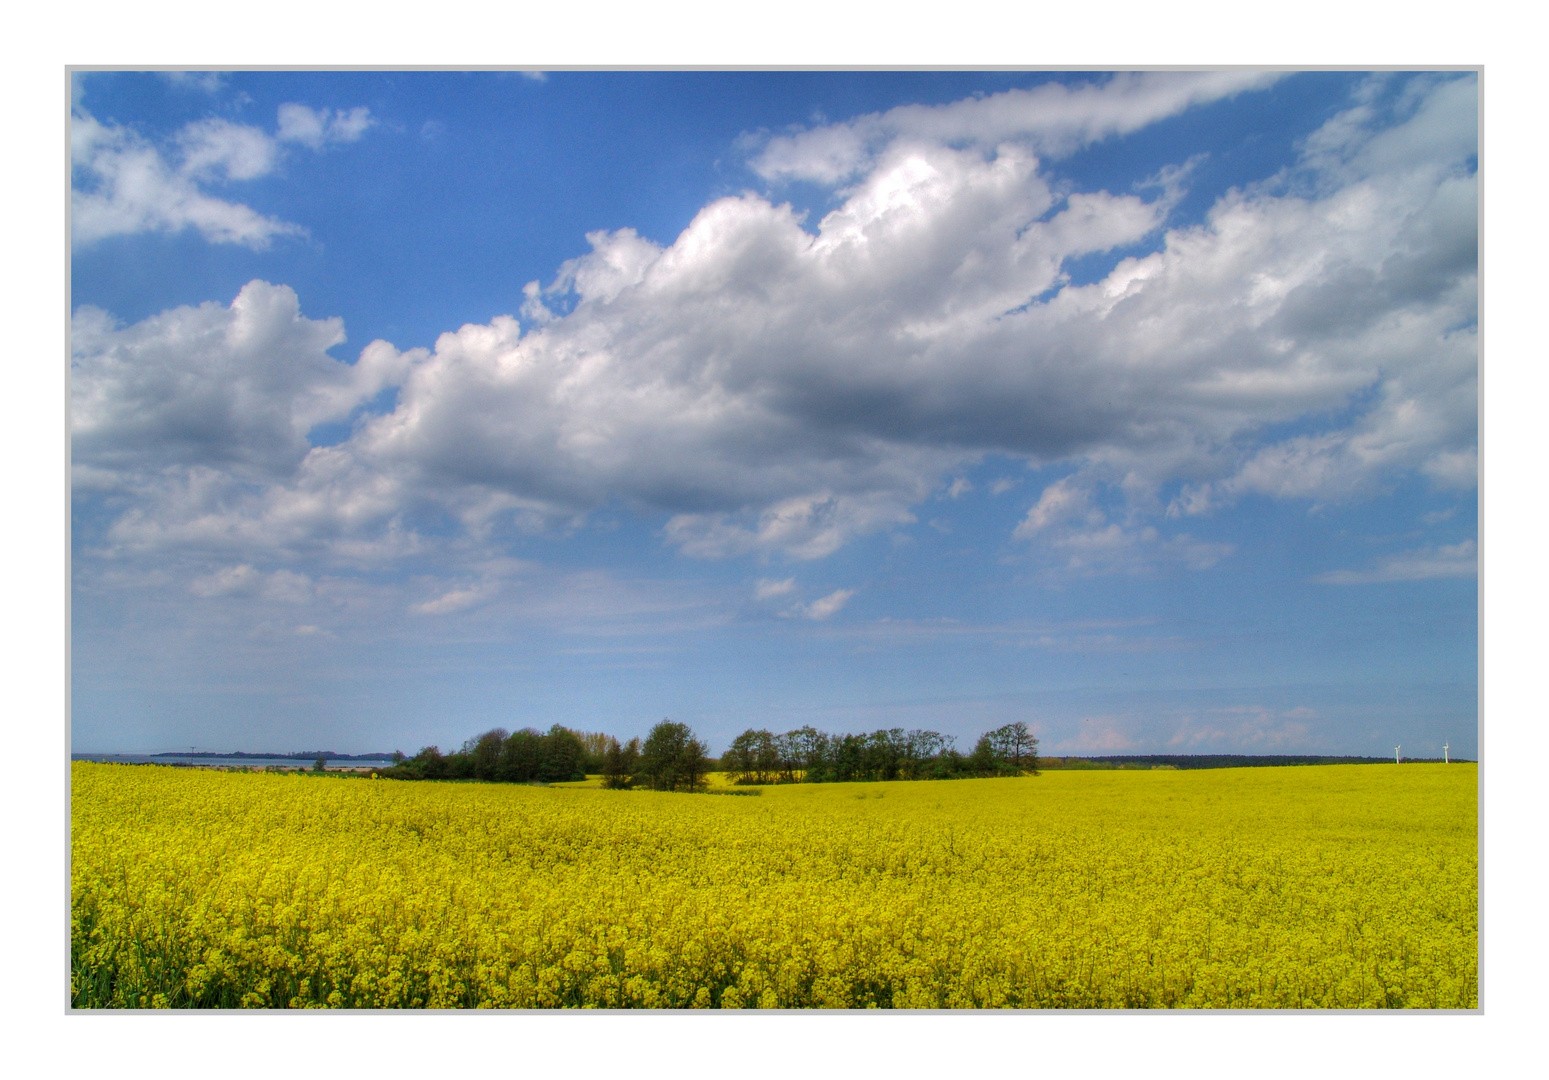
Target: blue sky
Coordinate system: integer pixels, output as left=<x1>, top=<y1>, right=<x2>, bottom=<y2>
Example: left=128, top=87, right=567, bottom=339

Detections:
left=69, top=70, right=1477, bottom=758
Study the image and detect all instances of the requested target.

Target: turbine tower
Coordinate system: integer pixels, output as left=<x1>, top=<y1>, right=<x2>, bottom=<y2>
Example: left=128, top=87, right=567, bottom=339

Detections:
left=1394, top=745, right=1401, bottom=764
left=1443, top=742, right=1450, bottom=764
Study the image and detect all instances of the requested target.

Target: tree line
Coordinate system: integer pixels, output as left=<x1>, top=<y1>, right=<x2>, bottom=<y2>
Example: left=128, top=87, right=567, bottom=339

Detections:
left=720, top=722, right=1037, bottom=784
left=379, top=721, right=711, bottom=792
left=378, top=719, right=1037, bottom=790
left=376, top=718, right=1040, bottom=787
left=380, top=726, right=599, bottom=784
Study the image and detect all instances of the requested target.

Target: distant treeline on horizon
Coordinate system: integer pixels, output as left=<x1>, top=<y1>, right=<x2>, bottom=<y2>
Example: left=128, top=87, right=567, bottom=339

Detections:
left=1040, top=754, right=1472, bottom=769
left=148, top=751, right=396, bottom=761
left=377, top=720, right=1043, bottom=790
left=128, top=748, right=1471, bottom=770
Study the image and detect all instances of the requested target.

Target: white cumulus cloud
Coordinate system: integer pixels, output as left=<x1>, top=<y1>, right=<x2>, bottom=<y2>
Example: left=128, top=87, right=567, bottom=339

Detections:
left=275, top=103, right=376, bottom=149
left=72, top=280, right=414, bottom=480
left=71, top=75, right=1475, bottom=580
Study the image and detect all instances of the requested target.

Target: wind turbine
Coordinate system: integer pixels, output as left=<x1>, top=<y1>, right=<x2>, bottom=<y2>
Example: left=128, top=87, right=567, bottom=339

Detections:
left=1443, top=742, right=1449, bottom=764
left=1394, top=745, right=1401, bottom=764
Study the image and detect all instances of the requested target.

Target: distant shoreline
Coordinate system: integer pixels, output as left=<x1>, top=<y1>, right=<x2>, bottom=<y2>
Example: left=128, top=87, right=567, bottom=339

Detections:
left=76, top=751, right=397, bottom=761
left=1038, top=754, right=1472, bottom=769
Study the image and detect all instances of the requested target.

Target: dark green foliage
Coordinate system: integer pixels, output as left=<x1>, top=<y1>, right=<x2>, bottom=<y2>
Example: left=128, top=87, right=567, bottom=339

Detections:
left=723, top=728, right=813, bottom=784
left=602, top=736, right=641, bottom=789
left=468, top=728, right=508, bottom=781
left=734, top=723, right=1036, bottom=785
left=986, top=721, right=1039, bottom=774
left=498, top=729, right=543, bottom=782
left=572, top=731, right=612, bottom=774
left=378, top=718, right=1041, bottom=790
left=968, top=735, right=999, bottom=777
left=380, top=726, right=588, bottom=784
left=639, top=720, right=709, bottom=792
left=787, top=726, right=827, bottom=776
left=725, top=728, right=781, bottom=785
left=412, top=746, right=447, bottom=780
left=930, top=749, right=966, bottom=779
left=539, top=725, right=587, bottom=783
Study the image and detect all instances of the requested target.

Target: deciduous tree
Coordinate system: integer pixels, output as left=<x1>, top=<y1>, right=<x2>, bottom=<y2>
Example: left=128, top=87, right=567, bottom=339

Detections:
left=640, top=720, right=709, bottom=792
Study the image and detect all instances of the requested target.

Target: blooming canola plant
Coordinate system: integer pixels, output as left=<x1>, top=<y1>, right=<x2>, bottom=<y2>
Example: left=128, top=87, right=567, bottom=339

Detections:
left=70, top=761, right=1476, bottom=1008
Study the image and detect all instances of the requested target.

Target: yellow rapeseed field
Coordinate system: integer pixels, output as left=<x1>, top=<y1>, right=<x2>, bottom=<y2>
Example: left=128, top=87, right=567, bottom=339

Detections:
left=70, top=761, right=1476, bottom=1008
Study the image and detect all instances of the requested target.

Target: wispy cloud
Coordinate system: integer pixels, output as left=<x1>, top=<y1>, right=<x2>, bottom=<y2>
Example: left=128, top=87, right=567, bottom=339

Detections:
left=1165, top=706, right=1315, bottom=750
left=413, top=583, right=498, bottom=615
left=748, top=72, right=1284, bottom=184
left=189, top=564, right=313, bottom=603
left=1014, top=476, right=1233, bottom=575
left=160, top=71, right=227, bottom=94
left=1313, top=540, right=1476, bottom=584
left=754, top=577, right=796, bottom=600
left=71, top=101, right=376, bottom=248
left=799, top=588, right=855, bottom=621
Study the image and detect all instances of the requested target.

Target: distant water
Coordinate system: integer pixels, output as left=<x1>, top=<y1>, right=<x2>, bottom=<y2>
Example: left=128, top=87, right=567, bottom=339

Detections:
left=72, top=754, right=385, bottom=769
